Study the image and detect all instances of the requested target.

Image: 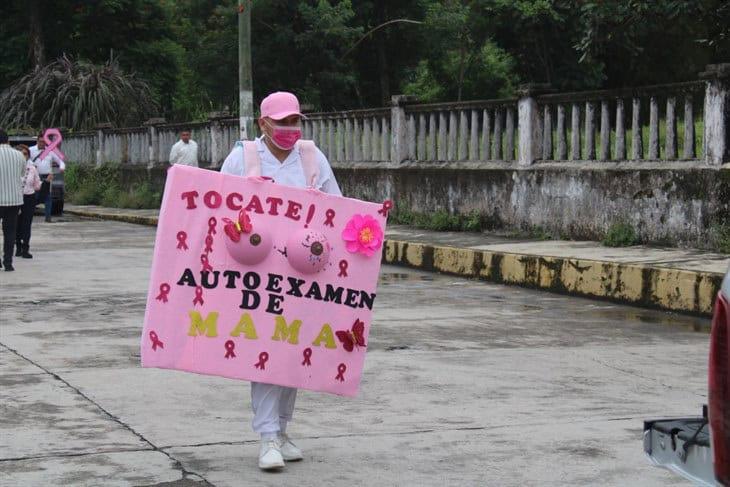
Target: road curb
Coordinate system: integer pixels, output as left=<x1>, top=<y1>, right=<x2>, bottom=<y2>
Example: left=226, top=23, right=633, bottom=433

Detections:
left=384, top=240, right=722, bottom=317
left=67, top=208, right=721, bottom=317
left=66, top=208, right=159, bottom=227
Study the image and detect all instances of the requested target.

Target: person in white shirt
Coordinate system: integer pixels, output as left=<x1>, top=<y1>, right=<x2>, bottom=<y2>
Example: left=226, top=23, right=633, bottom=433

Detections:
left=29, top=133, right=65, bottom=223
left=168, top=130, right=199, bottom=167
left=221, top=91, right=341, bottom=471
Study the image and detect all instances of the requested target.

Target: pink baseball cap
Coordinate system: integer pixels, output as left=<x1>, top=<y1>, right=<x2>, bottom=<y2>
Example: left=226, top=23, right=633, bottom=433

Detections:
left=260, top=91, right=303, bottom=120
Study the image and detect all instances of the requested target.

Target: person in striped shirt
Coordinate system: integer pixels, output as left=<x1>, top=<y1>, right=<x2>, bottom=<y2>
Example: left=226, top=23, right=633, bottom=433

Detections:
left=0, top=129, right=26, bottom=271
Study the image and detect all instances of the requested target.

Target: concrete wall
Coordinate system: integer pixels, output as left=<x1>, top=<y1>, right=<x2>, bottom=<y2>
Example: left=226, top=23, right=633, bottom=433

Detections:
left=333, top=160, right=730, bottom=248
left=103, top=159, right=729, bottom=248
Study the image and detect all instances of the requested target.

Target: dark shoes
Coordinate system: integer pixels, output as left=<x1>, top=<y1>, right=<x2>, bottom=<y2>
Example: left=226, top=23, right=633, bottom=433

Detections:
left=15, top=245, right=32, bottom=259
left=45, top=216, right=52, bottom=223
left=4, top=264, right=14, bottom=271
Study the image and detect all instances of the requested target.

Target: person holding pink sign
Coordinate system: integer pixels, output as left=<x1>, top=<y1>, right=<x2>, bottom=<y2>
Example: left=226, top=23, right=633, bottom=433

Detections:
left=221, top=91, right=341, bottom=470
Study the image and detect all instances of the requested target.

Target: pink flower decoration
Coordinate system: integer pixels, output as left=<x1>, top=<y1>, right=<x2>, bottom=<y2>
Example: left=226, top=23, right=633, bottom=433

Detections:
left=342, top=214, right=384, bottom=257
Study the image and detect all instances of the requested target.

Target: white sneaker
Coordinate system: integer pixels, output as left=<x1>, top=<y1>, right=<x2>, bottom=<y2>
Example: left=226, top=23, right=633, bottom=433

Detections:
left=258, top=439, right=285, bottom=470
left=277, top=433, right=303, bottom=461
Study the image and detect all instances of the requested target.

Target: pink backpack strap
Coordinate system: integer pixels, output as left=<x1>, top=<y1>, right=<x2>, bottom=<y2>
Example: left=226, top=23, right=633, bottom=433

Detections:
left=242, top=141, right=261, bottom=177
left=298, top=140, right=320, bottom=188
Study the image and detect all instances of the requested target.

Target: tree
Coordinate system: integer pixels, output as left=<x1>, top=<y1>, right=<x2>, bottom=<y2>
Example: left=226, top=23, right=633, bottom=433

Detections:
left=0, top=55, right=158, bottom=130
left=572, top=0, right=714, bottom=87
left=1, top=0, right=727, bottom=121
left=401, top=0, right=520, bottom=102
left=1, top=0, right=181, bottom=119
left=27, top=0, right=46, bottom=68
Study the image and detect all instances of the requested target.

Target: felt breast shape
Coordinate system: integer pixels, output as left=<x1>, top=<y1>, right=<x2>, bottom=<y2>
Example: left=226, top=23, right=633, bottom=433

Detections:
left=223, top=211, right=273, bottom=266
left=286, top=228, right=331, bottom=274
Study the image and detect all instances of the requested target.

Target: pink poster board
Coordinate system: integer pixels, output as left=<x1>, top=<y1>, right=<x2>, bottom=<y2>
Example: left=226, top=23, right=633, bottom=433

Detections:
left=141, top=165, right=389, bottom=396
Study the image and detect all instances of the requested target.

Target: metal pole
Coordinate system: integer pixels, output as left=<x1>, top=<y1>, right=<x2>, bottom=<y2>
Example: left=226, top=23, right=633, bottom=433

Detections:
left=238, top=0, right=254, bottom=140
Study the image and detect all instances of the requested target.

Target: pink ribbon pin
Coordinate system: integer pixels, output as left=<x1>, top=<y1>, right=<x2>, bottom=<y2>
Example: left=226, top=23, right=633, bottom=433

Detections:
left=338, top=260, right=348, bottom=277
left=156, top=283, right=171, bottom=303
left=208, top=217, right=217, bottom=235
left=176, top=231, right=188, bottom=250
left=204, top=235, right=214, bottom=254
left=149, top=331, right=164, bottom=351
left=224, top=340, right=236, bottom=359
left=200, top=254, right=213, bottom=273
left=323, top=209, right=336, bottom=228
left=302, top=348, right=312, bottom=366
left=193, top=286, right=204, bottom=306
left=378, top=200, right=393, bottom=217
left=335, top=363, right=347, bottom=382
left=254, top=352, right=269, bottom=370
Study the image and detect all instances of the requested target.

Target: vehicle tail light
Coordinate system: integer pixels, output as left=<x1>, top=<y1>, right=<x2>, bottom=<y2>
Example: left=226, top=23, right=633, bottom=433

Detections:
left=710, top=292, right=730, bottom=485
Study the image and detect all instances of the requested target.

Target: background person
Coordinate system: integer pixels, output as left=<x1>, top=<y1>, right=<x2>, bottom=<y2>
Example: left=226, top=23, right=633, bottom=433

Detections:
left=168, top=129, right=199, bottom=167
left=0, top=129, right=27, bottom=271
left=15, top=144, right=41, bottom=259
left=221, top=91, right=341, bottom=471
left=30, top=132, right=65, bottom=222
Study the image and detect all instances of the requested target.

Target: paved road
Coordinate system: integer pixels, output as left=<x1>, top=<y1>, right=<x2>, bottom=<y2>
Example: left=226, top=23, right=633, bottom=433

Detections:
left=1, top=216, right=709, bottom=486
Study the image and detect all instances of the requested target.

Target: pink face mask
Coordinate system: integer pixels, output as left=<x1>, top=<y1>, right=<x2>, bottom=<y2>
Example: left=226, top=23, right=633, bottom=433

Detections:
left=267, top=123, right=302, bottom=150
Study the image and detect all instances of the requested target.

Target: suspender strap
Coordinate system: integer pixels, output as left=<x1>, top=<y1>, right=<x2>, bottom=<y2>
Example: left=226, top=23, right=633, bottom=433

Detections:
left=242, top=141, right=260, bottom=177
left=297, top=140, right=319, bottom=189
left=241, top=139, right=320, bottom=188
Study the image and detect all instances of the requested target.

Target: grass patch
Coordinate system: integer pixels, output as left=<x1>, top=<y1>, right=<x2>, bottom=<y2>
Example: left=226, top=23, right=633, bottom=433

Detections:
left=507, top=225, right=553, bottom=241
left=65, top=163, right=161, bottom=209
left=602, top=222, right=640, bottom=247
left=390, top=208, right=491, bottom=232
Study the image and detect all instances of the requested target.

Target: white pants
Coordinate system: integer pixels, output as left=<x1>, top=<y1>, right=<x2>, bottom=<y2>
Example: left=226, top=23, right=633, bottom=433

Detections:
left=251, top=382, right=297, bottom=435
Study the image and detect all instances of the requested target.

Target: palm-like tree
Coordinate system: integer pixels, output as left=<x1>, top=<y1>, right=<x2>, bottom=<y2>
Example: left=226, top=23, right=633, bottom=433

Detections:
left=0, top=55, right=158, bottom=130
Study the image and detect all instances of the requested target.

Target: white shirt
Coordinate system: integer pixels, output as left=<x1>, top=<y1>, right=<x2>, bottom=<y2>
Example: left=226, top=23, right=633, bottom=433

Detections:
left=22, top=160, right=42, bottom=195
left=169, top=139, right=199, bottom=167
left=29, top=145, right=66, bottom=174
left=220, top=137, right=341, bottom=196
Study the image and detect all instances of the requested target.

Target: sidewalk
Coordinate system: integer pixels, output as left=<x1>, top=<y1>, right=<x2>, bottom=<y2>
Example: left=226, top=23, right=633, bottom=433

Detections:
left=65, top=204, right=729, bottom=316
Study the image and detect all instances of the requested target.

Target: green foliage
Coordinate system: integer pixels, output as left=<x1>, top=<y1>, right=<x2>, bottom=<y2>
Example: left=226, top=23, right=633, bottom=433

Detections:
left=403, top=40, right=518, bottom=102
left=602, top=222, right=640, bottom=247
left=62, top=164, right=82, bottom=195
left=573, top=1, right=714, bottom=86
left=429, top=210, right=462, bottom=231
left=66, top=163, right=121, bottom=205
left=462, top=211, right=485, bottom=233
left=507, top=225, right=554, bottom=240
left=66, top=163, right=160, bottom=209
left=0, top=55, right=157, bottom=130
left=1, top=0, right=728, bottom=119
left=100, top=185, right=122, bottom=208
left=710, top=224, right=730, bottom=254
left=391, top=208, right=492, bottom=232
left=120, top=183, right=161, bottom=209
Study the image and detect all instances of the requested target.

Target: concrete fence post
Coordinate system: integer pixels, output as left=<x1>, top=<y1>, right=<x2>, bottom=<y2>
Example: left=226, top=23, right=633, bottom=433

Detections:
left=144, top=118, right=166, bottom=168
left=517, top=84, right=551, bottom=166
left=208, top=111, right=230, bottom=169
left=390, top=95, right=416, bottom=163
left=701, top=63, right=730, bottom=165
left=94, top=123, right=113, bottom=167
